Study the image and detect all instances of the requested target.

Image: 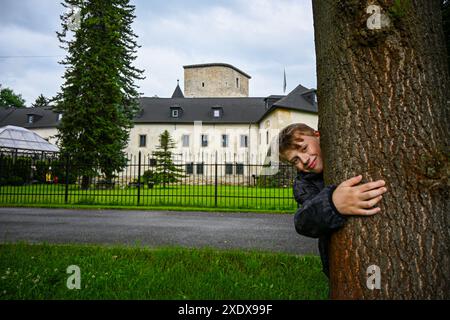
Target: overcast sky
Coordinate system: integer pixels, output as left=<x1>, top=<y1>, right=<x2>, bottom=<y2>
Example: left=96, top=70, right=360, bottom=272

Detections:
left=0, top=0, right=316, bottom=106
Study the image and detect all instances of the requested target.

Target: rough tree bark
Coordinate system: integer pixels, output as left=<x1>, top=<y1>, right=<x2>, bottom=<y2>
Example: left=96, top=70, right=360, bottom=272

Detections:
left=313, top=0, right=450, bottom=299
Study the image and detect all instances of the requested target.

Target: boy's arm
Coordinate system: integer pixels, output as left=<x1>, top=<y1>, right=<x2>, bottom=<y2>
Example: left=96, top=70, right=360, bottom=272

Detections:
left=293, top=180, right=346, bottom=238
left=294, top=175, right=388, bottom=238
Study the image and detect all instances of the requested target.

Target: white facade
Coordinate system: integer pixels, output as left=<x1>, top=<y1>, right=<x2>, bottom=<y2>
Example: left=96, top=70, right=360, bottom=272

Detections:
left=31, top=108, right=318, bottom=171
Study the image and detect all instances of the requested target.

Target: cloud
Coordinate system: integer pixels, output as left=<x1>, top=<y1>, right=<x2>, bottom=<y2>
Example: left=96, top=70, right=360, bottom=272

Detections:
left=0, top=0, right=317, bottom=104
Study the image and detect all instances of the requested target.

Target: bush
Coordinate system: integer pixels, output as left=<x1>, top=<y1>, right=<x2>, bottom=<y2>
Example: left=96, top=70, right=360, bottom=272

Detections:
left=49, top=159, right=77, bottom=184
left=7, top=176, right=24, bottom=186
left=35, top=160, right=50, bottom=183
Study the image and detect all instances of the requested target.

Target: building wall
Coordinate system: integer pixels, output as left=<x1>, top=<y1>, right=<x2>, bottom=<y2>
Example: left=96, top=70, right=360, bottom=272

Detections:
left=30, top=108, right=318, bottom=167
left=126, top=123, right=259, bottom=163
left=184, top=66, right=249, bottom=97
left=32, top=128, right=59, bottom=145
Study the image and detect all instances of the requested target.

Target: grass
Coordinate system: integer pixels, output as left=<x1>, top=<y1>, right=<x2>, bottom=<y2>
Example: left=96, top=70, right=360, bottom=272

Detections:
left=0, top=184, right=297, bottom=211
left=0, top=243, right=328, bottom=300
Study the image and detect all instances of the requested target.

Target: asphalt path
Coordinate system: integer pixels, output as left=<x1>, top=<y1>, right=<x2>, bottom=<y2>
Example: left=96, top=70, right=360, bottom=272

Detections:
left=0, top=207, right=318, bottom=255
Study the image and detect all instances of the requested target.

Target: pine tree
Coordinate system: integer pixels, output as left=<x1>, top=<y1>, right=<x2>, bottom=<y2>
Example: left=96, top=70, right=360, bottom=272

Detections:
left=32, top=94, right=49, bottom=108
left=54, top=0, right=144, bottom=189
left=152, top=130, right=185, bottom=188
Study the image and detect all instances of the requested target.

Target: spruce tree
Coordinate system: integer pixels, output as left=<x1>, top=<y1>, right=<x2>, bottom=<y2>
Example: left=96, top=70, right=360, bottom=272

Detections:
left=32, top=94, right=49, bottom=108
left=54, top=0, right=144, bottom=189
left=153, top=130, right=185, bottom=188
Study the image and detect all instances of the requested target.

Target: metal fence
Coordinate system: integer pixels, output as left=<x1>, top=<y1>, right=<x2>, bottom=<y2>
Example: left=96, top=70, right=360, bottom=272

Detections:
left=0, top=151, right=298, bottom=211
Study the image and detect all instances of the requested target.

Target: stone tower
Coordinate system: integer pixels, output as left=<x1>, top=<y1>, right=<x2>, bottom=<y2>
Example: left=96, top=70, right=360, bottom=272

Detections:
left=183, top=63, right=251, bottom=98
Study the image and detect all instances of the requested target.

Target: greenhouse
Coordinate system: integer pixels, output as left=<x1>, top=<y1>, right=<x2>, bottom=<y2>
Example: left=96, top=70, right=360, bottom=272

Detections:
left=0, top=125, right=59, bottom=156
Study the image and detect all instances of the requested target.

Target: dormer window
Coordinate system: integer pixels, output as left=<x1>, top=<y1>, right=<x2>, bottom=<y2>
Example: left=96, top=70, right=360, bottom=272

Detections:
left=170, top=105, right=182, bottom=118
left=27, top=115, right=34, bottom=124
left=212, top=106, right=223, bottom=118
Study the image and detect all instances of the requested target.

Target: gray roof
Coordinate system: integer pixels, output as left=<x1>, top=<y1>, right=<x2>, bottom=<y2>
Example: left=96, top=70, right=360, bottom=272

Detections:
left=271, top=84, right=317, bottom=113
left=183, top=63, right=252, bottom=79
left=0, top=125, right=59, bottom=152
left=136, top=97, right=267, bottom=124
left=171, top=83, right=184, bottom=98
left=0, top=84, right=317, bottom=128
left=0, top=106, right=61, bottom=129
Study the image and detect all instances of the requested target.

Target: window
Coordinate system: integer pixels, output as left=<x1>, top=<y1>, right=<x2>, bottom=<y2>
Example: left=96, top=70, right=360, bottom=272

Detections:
left=201, top=134, right=208, bottom=147
left=196, top=163, right=204, bottom=175
left=185, top=162, right=194, bottom=174
left=57, top=113, right=63, bottom=121
left=27, top=115, right=34, bottom=124
left=225, top=163, right=233, bottom=175
left=236, top=163, right=244, bottom=175
left=202, top=82, right=205, bottom=87
left=213, top=109, right=221, bottom=118
left=240, top=135, right=248, bottom=148
left=236, top=78, right=239, bottom=88
left=139, top=135, right=147, bottom=147
left=182, top=134, right=190, bottom=147
left=149, top=158, right=157, bottom=166
left=221, top=134, right=228, bottom=148
left=266, top=131, right=269, bottom=145
left=172, top=109, right=179, bottom=118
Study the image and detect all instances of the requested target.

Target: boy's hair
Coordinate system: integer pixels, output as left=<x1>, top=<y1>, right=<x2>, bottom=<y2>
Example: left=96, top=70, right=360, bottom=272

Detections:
left=278, top=123, right=316, bottom=161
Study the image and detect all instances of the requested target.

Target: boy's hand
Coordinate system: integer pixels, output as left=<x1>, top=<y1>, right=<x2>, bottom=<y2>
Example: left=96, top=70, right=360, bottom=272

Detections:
left=332, top=175, right=387, bottom=216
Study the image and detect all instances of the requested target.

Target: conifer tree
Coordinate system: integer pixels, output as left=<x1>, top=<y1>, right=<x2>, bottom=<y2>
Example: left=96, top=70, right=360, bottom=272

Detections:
left=54, top=0, right=144, bottom=189
left=32, top=94, right=49, bottom=108
left=152, top=130, right=185, bottom=188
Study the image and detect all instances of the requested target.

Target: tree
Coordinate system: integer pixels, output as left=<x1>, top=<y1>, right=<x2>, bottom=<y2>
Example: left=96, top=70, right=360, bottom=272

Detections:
left=313, top=0, right=450, bottom=299
left=32, top=94, right=49, bottom=108
left=443, top=0, right=450, bottom=70
left=54, top=0, right=144, bottom=189
left=152, top=130, right=185, bottom=188
left=0, top=86, right=26, bottom=108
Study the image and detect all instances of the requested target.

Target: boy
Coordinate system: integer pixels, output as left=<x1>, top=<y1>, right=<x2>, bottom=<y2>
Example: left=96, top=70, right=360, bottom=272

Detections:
left=278, top=123, right=387, bottom=277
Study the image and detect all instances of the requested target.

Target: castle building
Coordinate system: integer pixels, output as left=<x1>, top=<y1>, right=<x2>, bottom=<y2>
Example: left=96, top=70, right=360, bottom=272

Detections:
left=0, top=63, right=318, bottom=176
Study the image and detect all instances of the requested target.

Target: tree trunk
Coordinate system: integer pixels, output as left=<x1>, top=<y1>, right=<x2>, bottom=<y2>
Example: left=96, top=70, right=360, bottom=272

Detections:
left=313, top=0, right=450, bottom=299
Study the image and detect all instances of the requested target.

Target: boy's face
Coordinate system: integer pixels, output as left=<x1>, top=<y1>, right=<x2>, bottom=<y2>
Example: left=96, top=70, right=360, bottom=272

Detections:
left=283, top=132, right=323, bottom=174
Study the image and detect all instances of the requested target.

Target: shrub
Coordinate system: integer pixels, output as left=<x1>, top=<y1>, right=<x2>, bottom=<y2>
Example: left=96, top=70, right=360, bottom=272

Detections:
left=7, top=176, right=24, bottom=186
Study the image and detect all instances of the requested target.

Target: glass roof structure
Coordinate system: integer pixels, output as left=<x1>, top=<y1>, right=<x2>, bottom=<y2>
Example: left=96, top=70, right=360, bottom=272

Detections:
left=0, top=125, right=59, bottom=153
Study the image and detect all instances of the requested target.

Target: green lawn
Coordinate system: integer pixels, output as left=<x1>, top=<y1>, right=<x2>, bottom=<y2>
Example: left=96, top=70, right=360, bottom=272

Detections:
left=0, top=243, right=328, bottom=300
left=0, top=184, right=297, bottom=211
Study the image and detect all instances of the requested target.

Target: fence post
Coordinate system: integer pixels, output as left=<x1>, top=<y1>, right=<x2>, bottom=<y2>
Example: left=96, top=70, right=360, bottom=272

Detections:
left=214, top=151, right=218, bottom=207
left=64, top=154, right=69, bottom=204
left=137, top=151, right=141, bottom=206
